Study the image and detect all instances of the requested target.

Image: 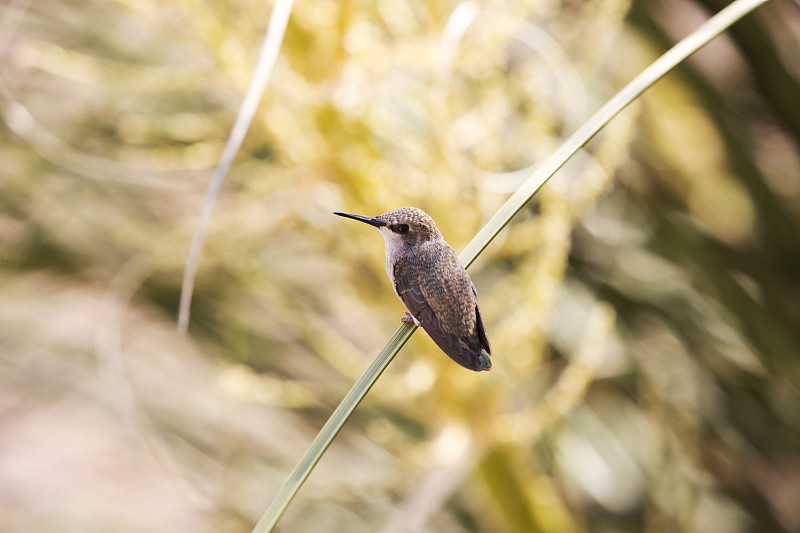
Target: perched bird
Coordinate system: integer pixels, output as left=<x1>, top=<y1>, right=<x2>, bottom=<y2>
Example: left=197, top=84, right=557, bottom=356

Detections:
left=334, top=207, right=492, bottom=372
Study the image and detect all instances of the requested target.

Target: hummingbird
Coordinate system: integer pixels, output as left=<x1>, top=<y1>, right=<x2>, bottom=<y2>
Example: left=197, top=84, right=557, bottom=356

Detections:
left=334, top=207, right=492, bottom=372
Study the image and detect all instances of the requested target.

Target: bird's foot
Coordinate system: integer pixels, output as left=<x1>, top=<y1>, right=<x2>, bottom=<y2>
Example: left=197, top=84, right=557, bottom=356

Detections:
left=401, top=312, right=420, bottom=326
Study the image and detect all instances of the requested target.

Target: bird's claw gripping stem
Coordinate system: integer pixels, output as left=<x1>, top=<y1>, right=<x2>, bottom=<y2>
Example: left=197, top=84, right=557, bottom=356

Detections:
left=401, top=312, right=418, bottom=325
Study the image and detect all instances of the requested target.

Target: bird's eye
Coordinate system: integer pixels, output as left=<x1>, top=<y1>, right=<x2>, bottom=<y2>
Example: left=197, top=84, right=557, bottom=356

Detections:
left=395, top=224, right=409, bottom=234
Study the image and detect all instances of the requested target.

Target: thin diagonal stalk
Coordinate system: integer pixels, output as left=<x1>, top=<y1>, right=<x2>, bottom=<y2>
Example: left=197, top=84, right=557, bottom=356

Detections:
left=177, top=0, right=294, bottom=333
left=252, top=323, right=416, bottom=533
left=253, top=0, right=770, bottom=530
left=459, top=0, right=770, bottom=268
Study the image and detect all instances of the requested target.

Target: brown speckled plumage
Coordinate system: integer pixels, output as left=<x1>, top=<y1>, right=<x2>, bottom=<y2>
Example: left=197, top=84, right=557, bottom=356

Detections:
left=334, top=207, right=492, bottom=372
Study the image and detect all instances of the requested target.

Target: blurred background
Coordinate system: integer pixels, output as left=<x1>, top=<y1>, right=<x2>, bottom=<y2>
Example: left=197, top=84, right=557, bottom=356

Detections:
left=1, top=0, right=799, bottom=531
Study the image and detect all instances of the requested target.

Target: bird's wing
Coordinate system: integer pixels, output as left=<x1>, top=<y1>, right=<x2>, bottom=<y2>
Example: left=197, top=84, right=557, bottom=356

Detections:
left=394, top=256, right=490, bottom=371
left=470, top=279, right=491, bottom=354
left=475, top=303, right=491, bottom=355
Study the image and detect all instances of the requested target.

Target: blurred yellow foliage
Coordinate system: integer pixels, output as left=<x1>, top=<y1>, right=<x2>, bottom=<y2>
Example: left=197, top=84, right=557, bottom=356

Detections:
left=1, top=0, right=799, bottom=531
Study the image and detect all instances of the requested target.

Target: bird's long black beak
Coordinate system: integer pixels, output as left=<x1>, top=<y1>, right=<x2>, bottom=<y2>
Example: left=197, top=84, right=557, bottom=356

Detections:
left=333, top=212, right=386, bottom=227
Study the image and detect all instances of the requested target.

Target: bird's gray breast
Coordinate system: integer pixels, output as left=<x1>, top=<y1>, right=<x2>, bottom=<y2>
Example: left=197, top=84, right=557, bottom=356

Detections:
left=377, top=227, right=408, bottom=286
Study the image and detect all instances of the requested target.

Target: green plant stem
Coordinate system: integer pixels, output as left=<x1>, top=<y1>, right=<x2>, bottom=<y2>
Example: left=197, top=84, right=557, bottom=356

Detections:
left=459, top=0, right=771, bottom=268
left=252, top=323, right=416, bottom=533
left=252, top=0, right=771, bottom=530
